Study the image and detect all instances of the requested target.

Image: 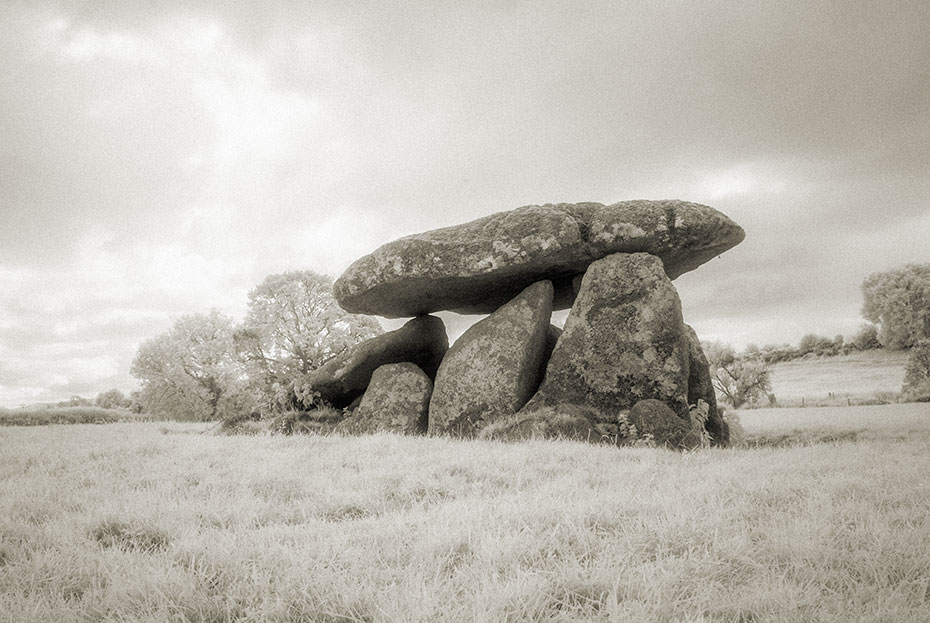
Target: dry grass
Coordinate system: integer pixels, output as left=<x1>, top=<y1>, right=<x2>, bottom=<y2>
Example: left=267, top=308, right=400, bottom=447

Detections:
left=0, top=406, right=145, bottom=427
left=1, top=406, right=929, bottom=622
left=769, top=349, right=908, bottom=407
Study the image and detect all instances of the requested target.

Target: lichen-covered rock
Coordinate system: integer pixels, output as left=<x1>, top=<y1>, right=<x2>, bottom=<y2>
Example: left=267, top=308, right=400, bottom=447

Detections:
left=428, top=281, right=554, bottom=437
left=304, top=315, right=448, bottom=408
left=628, top=399, right=703, bottom=450
left=336, top=363, right=431, bottom=435
left=684, top=324, right=729, bottom=446
left=514, top=252, right=691, bottom=436
left=334, top=200, right=744, bottom=317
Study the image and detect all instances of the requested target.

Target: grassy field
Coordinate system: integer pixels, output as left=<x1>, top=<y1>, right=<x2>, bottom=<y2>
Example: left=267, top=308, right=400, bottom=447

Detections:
left=0, top=407, right=146, bottom=427
left=768, top=349, right=909, bottom=407
left=2, top=405, right=930, bottom=622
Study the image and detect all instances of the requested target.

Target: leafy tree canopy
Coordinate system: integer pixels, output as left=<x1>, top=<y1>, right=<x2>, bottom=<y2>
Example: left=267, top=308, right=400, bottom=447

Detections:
left=94, top=388, right=131, bottom=410
left=903, top=338, right=930, bottom=401
left=704, top=341, right=772, bottom=409
left=131, top=310, right=254, bottom=421
left=235, top=270, right=383, bottom=411
left=862, top=264, right=930, bottom=349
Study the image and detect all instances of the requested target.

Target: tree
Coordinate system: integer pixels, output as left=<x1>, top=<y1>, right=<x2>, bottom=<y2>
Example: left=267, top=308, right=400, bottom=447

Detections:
left=95, top=389, right=131, bottom=410
left=797, top=333, right=841, bottom=357
left=850, top=323, right=882, bottom=351
left=234, top=270, right=383, bottom=411
left=57, top=396, right=92, bottom=408
left=902, top=339, right=930, bottom=401
left=862, top=264, right=930, bottom=349
left=704, top=341, right=772, bottom=409
left=131, top=310, right=254, bottom=420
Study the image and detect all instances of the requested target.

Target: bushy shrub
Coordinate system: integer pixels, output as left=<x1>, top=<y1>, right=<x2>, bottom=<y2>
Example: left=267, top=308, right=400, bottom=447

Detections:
left=0, top=407, right=133, bottom=426
left=759, top=344, right=799, bottom=365
left=704, top=342, right=772, bottom=409
left=95, top=389, right=132, bottom=410
left=797, top=333, right=843, bottom=358
left=902, top=339, right=930, bottom=401
left=862, top=264, right=930, bottom=348
left=850, top=323, right=882, bottom=351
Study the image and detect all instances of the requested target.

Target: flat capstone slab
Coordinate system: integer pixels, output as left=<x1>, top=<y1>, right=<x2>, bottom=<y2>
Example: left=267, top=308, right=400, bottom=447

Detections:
left=333, top=200, right=744, bottom=318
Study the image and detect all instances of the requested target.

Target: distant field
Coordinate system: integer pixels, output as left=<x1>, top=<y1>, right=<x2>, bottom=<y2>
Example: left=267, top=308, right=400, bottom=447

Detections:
left=768, top=348, right=908, bottom=406
left=0, top=406, right=145, bottom=426
left=1, top=405, right=929, bottom=622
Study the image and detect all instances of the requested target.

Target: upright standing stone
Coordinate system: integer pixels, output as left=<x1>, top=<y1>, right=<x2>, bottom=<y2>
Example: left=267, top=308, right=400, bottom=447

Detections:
left=429, top=281, right=554, bottom=436
left=336, top=363, right=432, bottom=435
left=487, top=253, right=691, bottom=440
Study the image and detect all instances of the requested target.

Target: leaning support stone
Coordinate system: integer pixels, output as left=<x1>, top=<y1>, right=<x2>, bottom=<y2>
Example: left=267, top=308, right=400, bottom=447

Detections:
left=304, top=315, right=448, bottom=408
left=428, top=281, right=554, bottom=437
left=628, top=399, right=703, bottom=450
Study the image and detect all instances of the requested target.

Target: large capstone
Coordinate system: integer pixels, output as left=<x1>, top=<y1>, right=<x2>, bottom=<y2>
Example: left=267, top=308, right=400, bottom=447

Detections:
left=304, top=315, right=448, bottom=408
left=335, top=363, right=432, bottom=435
left=428, top=280, right=554, bottom=437
left=334, top=200, right=744, bottom=317
left=492, top=252, right=691, bottom=440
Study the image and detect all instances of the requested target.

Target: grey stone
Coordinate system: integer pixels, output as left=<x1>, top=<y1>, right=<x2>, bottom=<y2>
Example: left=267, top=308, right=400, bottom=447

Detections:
left=305, top=315, right=447, bottom=408
left=334, top=200, right=744, bottom=317
left=336, top=363, right=431, bottom=435
left=628, top=399, right=703, bottom=450
left=428, top=281, right=553, bottom=437
left=508, top=252, right=691, bottom=439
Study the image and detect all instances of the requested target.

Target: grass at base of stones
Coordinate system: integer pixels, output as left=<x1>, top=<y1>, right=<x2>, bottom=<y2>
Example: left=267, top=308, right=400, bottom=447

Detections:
left=1, top=404, right=929, bottom=622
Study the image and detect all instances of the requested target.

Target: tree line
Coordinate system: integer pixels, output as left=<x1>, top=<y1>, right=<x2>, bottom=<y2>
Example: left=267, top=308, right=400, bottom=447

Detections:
left=706, top=263, right=930, bottom=408
left=97, top=263, right=930, bottom=417
left=129, top=270, right=382, bottom=421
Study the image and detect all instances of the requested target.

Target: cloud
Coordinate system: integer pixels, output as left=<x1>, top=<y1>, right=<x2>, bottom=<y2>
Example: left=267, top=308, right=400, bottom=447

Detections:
left=1, top=1, right=929, bottom=404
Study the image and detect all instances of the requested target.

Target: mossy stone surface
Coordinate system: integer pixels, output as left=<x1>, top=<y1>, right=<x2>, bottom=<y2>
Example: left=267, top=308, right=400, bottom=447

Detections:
left=305, top=315, right=448, bottom=408
left=628, top=399, right=703, bottom=450
left=334, top=200, right=744, bottom=317
left=517, top=252, right=691, bottom=432
left=428, top=281, right=554, bottom=437
left=337, top=363, right=431, bottom=435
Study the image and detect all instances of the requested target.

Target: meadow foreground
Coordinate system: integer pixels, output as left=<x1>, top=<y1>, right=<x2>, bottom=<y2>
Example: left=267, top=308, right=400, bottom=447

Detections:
left=1, top=405, right=929, bottom=622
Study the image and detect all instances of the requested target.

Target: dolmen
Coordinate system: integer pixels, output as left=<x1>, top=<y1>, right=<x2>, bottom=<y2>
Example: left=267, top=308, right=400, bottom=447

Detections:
left=311, top=199, right=744, bottom=448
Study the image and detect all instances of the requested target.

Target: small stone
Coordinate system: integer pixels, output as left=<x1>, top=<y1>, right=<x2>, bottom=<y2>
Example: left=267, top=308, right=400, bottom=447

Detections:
left=628, top=399, right=703, bottom=450
left=480, top=404, right=602, bottom=442
left=336, top=363, right=431, bottom=435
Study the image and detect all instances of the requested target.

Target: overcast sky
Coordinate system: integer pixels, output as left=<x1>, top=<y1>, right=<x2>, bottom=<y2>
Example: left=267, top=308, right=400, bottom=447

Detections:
left=1, top=1, right=929, bottom=406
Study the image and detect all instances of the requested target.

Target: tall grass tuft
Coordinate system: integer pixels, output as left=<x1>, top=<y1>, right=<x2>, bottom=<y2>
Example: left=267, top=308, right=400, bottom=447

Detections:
left=91, top=519, right=171, bottom=553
